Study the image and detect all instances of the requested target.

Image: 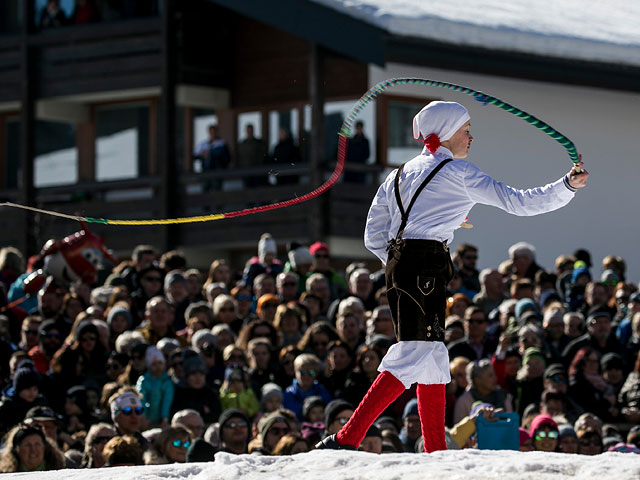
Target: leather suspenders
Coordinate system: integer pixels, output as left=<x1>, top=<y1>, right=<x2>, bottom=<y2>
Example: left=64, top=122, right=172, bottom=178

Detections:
left=387, top=158, right=453, bottom=253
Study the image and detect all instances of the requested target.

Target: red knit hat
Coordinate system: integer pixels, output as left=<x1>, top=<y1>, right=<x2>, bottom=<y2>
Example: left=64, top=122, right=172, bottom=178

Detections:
left=309, top=242, right=329, bottom=256
left=529, top=414, right=558, bottom=436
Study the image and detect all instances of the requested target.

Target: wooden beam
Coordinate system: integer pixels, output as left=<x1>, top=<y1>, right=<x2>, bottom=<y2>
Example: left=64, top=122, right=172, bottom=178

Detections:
left=308, top=42, right=325, bottom=242
left=19, top=0, right=35, bottom=255
left=159, top=0, right=178, bottom=250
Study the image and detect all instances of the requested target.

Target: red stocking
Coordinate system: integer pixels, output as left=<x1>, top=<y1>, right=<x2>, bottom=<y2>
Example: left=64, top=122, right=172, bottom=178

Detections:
left=336, top=370, right=405, bottom=448
left=416, top=383, right=447, bottom=453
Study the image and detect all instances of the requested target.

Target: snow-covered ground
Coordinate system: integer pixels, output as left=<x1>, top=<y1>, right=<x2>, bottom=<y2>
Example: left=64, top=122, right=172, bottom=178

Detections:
left=9, top=449, right=640, bottom=480
left=314, top=0, right=640, bottom=66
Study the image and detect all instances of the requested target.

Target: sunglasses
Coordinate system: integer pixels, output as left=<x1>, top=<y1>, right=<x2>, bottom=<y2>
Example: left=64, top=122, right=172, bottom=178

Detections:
left=22, top=329, right=39, bottom=335
left=314, top=254, right=329, bottom=259
left=312, top=341, right=328, bottom=347
left=121, top=406, right=144, bottom=416
left=219, top=307, right=235, bottom=313
left=93, top=435, right=114, bottom=445
left=106, top=363, right=121, bottom=371
left=299, top=369, right=317, bottom=377
left=229, top=354, right=245, bottom=361
left=224, top=420, right=248, bottom=429
left=463, top=255, right=478, bottom=260
left=235, top=295, right=252, bottom=301
left=535, top=430, right=559, bottom=440
left=80, top=336, right=97, bottom=342
left=171, top=439, right=191, bottom=449
left=282, top=282, right=297, bottom=287
left=549, top=374, right=567, bottom=384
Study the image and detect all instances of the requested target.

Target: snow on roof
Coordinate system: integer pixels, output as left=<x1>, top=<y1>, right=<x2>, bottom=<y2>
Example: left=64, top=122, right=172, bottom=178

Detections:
left=313, top=0, right=640, bottom=67
left=18, top=449, right=640, bottom=480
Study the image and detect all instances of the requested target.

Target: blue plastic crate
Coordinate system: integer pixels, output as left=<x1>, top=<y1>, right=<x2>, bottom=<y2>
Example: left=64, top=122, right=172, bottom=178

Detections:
left=476, top=411, right=520, bottom=450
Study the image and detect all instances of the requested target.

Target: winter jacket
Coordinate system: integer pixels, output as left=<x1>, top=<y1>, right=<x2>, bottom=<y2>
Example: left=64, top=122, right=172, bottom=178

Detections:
left=282, top=379, right=332, bottom=421
left=219, top=388, right=260, bottom=418
left=0, top=391, right=48, bottom=435
left=171, top=383, right=221, bottom=424
left=136, top=371, right=175, bottom=424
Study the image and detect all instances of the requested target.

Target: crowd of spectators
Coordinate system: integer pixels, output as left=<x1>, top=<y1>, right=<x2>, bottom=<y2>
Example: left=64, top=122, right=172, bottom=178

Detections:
left=0, top=234, right=639, bottom=472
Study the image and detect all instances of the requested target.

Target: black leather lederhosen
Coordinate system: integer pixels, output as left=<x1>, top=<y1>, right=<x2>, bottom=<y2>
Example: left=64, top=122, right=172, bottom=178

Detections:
left=385, top=159, right=455, bottom=342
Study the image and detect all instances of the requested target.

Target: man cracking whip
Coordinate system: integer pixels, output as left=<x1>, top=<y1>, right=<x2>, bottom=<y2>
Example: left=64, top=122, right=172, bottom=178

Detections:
left=317, top=100, right=588, bottom=452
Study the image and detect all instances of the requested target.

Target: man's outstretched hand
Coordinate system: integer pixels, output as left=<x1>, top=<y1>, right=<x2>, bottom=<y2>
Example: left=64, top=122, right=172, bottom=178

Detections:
left=568, top=159, right=589, bottom=189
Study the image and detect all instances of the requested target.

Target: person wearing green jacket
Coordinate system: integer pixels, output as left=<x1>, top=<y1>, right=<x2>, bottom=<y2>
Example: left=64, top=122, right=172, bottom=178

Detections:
left=220, top=365, right=260, bottom=418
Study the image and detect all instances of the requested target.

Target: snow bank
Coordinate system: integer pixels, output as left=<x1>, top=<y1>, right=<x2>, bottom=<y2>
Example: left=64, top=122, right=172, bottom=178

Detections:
left=313, top=0, right=640, bottom=67
left=12, top=449, right=640, bottom=480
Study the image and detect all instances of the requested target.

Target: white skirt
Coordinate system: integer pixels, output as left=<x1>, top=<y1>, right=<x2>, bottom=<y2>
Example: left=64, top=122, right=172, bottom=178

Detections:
left=378, top=341, right=451, bottom=388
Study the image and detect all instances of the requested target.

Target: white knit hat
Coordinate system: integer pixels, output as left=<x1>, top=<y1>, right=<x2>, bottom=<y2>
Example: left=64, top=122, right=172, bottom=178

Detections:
left=258, top=233, right=277, bottom=262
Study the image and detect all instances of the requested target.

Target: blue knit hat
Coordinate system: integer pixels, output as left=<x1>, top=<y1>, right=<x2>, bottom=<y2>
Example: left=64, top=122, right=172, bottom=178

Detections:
left=402, top=398, right=419, bottom=419
left=515, top=298, right=538, bottom=321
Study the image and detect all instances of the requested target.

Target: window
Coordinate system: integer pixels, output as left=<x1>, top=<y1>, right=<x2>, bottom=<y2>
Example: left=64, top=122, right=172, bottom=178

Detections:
left=34, top=120, right=77, bottom=187
left=387, top=100, right=424, bottom=166
left=95, top=103, right=149, bottom=181
left=0, top=0, right=21, bottom=34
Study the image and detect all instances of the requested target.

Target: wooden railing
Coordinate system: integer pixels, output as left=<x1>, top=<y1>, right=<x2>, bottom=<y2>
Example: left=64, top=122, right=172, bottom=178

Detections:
left=10, top=163, right=382, bottom=254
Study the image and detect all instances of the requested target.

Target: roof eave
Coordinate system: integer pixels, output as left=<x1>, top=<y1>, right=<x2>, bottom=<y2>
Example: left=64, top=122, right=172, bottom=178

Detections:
left=386, top=34, right=640, bottom=93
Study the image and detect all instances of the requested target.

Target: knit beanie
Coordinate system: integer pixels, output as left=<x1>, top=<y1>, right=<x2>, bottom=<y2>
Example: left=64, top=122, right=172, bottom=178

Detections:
left=571, top=263, right=591, bottom=284
left=529, top=414, right=558, bottom=436
left=258, top=233, right=277, bottom=262
left=515, top=298, right=538, bottom=321
left=402, top=398, right=419, bottom=419
left=412, top=101, right=470, bottom=148
left=261, top=383, right=283, bottom=405
left=519, top=427, right=532, bottom=447
left=66, top=385, right=88, bottom=412
left=522, top=347, right=546, bottom=367
left=218, top=408, right=250, bottom=431
left=106, top=306, right=132, bottom=329
left=288, top=247, right=313, bottom=269
left=324, top=399, right=354, bottom=428
left=191, top=329, right=217, bottom=351
left=164, top=270, right=187, bottom=291
left=558, top=424, right=577, bottom=440
left=258, top=412, right=289, bottom=441
left=145, top=346, right=165, bottom=369
left=75, top=320, right=99, bottom=342
left=110, top=391, right=142, bottom=421
left=183, top=355, right=207, bottom=377
left=13, top=366, right=39, bottom=393
left=302, top=395, right=325, bottom=420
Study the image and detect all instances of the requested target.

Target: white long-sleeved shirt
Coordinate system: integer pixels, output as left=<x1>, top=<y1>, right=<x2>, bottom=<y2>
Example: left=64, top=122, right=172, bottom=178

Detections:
left=364, top=146, right=576, bottom=264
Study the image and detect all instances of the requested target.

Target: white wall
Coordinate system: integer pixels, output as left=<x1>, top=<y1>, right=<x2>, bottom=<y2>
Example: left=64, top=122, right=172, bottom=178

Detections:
left=369, top=63, right=640, bottom=282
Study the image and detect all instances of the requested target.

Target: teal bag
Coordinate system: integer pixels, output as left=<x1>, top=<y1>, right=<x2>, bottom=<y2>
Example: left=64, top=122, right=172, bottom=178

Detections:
left=476, top=411, right=520, bottom=450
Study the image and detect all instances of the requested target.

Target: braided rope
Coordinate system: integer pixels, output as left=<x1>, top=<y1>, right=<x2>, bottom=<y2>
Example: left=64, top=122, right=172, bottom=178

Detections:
left=0, top=77, right=580, bottom=226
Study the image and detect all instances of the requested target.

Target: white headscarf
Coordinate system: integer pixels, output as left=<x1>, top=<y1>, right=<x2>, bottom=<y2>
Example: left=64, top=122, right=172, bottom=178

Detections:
left=412, top=101, right=470, bottom=144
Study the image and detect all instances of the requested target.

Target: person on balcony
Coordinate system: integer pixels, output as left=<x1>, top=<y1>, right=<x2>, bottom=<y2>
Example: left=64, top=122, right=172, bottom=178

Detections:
left=196, top=125, right=231, bottom=171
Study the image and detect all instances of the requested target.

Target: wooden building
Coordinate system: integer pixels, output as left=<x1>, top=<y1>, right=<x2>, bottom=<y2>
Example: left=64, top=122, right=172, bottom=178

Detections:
left=2, top=0, right=639, bottom=273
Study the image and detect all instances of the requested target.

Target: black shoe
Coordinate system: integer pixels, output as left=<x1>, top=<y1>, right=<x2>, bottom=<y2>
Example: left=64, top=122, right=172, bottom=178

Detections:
left=315, top=434, right=356, bottom=450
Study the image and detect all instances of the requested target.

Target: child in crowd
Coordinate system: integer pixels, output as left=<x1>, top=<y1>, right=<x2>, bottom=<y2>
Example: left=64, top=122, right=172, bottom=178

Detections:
left=219, top=365, right=260, bottom=418
left=282, top=353, right=332, bottom=421
left=136, top=346, right=174, bottom=427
